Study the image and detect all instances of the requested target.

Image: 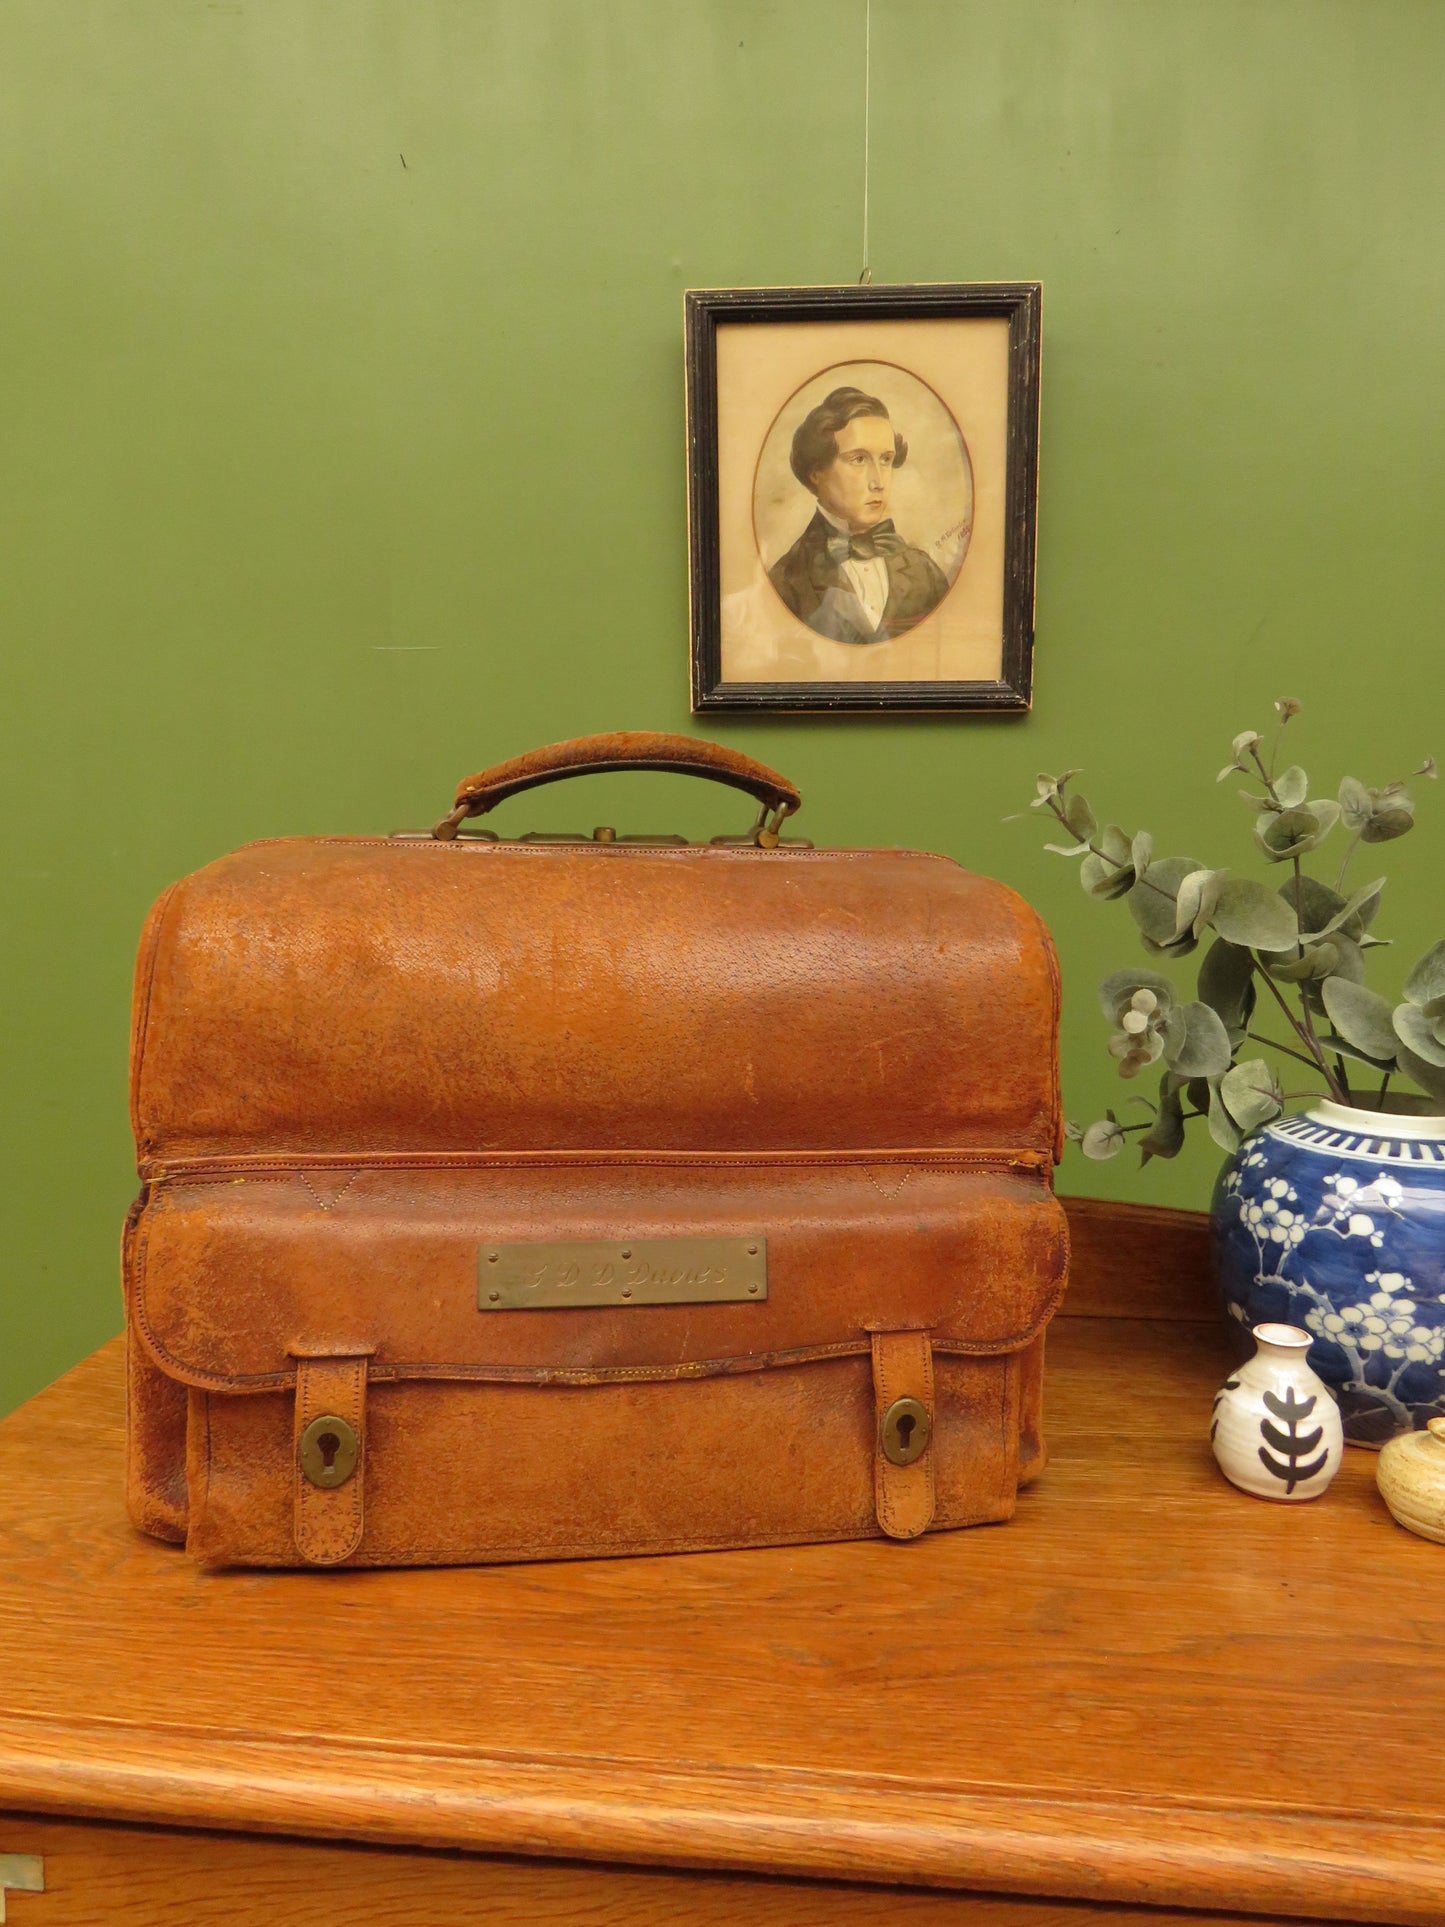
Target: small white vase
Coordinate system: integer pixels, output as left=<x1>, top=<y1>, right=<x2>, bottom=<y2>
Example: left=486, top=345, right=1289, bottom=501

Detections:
left=1211, top=1322, right=1344, bottom=1501
left=1377, top=1417, right=1445, bottom=1543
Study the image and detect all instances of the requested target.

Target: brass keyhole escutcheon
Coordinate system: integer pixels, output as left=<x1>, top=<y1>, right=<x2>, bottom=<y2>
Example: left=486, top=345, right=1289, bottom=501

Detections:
left=299, top=1414, right=360, bottom=1489
left=881, top=1397, right=931, bottom=1467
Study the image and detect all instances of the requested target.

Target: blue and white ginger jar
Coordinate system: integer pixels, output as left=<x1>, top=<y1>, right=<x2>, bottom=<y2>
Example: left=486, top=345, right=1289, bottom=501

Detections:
left=1213, top=1101, right=1445, bottom=1446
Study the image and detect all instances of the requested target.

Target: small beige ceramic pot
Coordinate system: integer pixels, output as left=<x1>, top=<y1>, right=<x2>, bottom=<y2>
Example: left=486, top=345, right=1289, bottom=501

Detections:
left=1377, top=1417, right=1445, bottom=1543
left=1211, top=1322, right=1344, bottom=1501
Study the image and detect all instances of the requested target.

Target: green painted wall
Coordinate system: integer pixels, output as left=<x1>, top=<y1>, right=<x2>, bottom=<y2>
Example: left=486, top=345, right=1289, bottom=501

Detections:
left=4, top=0, right=1442, bottom=1415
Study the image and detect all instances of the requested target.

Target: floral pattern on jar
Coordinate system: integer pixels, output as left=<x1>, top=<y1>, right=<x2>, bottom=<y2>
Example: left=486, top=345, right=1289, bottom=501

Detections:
left=1212, top=1103, right=1445, bottom=1445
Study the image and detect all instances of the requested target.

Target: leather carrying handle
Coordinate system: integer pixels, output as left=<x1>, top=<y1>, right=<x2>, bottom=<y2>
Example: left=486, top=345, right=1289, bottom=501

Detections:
left=435, top=732, right=802, bottom=840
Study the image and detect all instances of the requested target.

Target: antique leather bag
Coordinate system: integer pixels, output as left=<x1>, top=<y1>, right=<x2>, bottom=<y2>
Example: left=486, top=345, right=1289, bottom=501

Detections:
left=124, top=733, right=1067, bottom=1568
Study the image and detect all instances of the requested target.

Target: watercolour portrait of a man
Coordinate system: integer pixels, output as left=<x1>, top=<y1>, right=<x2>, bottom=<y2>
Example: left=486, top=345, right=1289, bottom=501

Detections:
left=766, top=385, right=951, bottom=645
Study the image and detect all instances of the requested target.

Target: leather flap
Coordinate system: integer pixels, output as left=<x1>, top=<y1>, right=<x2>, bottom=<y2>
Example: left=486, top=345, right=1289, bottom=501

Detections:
left=130, top=1157, right=1067, bottom=1391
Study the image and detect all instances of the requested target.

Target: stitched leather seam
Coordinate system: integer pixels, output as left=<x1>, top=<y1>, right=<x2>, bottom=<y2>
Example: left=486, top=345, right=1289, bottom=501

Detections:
left=126, top=1326, right=1059, bottom=1393
left=145, top=1150, right=1053, bottom=1181
left=294, top=1358, right=366, bottom=1564
left=874, top=1336, right=896, bottom=1537
left=297, top=1170, right=361, bottom=1212
left=872, top=1333, right=935, bottom=1539
left=863, top=1167, right=914, bottom=1200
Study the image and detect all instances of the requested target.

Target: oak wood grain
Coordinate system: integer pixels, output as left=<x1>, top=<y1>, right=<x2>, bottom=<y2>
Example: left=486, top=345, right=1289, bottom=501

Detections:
left=1058, top=1196, right=1213, bottom=1322
left=0, top=1811, right=1348, bottom=1919
left=0, top=1812, right=1337, bottom=1926
left=0, top=1258, right=1439, bottom=1923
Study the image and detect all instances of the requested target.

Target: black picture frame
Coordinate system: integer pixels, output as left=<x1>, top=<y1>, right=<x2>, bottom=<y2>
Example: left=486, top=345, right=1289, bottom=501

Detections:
left=685, top=282, right=1041, bottom=713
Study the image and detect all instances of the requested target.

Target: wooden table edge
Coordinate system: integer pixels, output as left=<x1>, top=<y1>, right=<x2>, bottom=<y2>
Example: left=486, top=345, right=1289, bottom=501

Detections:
left=2, top=1712, right=1442, bottom=1925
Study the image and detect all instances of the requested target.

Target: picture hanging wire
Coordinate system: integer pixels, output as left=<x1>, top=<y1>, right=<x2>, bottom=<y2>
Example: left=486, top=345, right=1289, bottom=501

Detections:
left=860, top=0, right=872, bottom=285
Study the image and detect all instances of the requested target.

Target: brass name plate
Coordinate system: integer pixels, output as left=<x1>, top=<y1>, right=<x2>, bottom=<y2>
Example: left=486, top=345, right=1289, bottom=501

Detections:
left=479, top=1237, right=767, bottom=1310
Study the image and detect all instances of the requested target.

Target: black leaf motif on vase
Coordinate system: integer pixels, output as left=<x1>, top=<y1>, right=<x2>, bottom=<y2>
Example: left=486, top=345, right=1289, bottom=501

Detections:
left=1258, top=1385, right=1328, bottom=1494
left=1210, top=1379, right=1241, bottom=1442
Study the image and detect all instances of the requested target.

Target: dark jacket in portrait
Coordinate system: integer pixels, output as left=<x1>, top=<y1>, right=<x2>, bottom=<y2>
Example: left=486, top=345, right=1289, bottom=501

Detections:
left=767, top=510, right=950, bottom=644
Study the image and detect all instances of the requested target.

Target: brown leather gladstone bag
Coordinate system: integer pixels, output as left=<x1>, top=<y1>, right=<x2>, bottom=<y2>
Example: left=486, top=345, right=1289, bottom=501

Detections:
left=124, top=734, right=1068, bottom=1568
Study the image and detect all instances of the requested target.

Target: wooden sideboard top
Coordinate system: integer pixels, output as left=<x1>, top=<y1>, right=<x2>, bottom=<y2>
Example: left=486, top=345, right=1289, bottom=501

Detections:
left=1, top=1201, right=1441, bottom=1925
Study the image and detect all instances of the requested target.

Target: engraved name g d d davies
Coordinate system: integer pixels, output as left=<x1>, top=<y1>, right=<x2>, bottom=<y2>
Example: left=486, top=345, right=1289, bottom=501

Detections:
left=478, top=1237, right=767, bottom=1310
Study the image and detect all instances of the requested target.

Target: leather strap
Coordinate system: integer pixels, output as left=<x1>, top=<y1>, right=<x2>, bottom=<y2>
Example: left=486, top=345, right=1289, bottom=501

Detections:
left=871, top=1331, right=936, bottom=1541
left=293, top=1355, right=368, bottom=1566
left=438, top=732, right=802, bottom=835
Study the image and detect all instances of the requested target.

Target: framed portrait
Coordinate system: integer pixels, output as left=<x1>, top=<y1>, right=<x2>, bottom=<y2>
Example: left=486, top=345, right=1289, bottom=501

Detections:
left=685, top=283, right=1041, bottom=713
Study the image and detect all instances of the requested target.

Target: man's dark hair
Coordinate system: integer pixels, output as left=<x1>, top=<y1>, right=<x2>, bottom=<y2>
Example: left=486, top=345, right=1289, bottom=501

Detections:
left=789, top=386, right=908, bottom=489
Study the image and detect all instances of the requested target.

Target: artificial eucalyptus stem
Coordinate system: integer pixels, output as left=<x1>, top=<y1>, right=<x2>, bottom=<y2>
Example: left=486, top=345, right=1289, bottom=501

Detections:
left=1245, top=1031, right=1322, bottom=1072
left=1021, top=702, right=1441, bottom=1164
left=1335, top=827, right=1362, bottom=893
left=1041, top=794, right=1181, bottom=910
left=1252, top=962, right=1344, bottom=1098
left=1292, top=969, right=1338, bottom=1093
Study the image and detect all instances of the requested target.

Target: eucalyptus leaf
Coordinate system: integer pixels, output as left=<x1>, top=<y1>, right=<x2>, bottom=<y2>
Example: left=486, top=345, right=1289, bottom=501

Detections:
left=1300, top=875, right=1386, bottom=942
left=1139, top=1081, right=1186, bottom=1163
left=1279, top=873, right=1347, bottom=933
left=1210, top=878, right=1300, bottom=952
left=1140, top=934, right=1201, bottom=961
left=1361, top=805, right=1415, bottom=843
left=1081, top=852, right=1132, bottom=899
left=1220, top=1059, right=1285, bottom=1133
left=1080, top=1119, right=1127, bottom=1160
left=1325, top=933, right=1367, bottom=984
left=1196, top=938, right=1256, bottom=1029
left=1254, top=807, right=1325, bottom=862
left=1262, top=940, right=1339, bottom=983
left=1166, top=1001, right=1234, bottom=1078
left=1207, top=1079, right=1244, bottom=1152
left=1321, top=1030, right=1396, bottom=1073
left=1304, top=799, right=1341, bottom=839
left=1396, top=1042, right=1445, bottom=1106
left=1081, top=823, right=1136, bottom=899
left=1171, top=867, right=1226, bottom=942
left=1394, top=1002, right=1445, bottom=1068
left=1128, top=856, right=1201, bottom=945
left=1043, top=840, right=1091, bottom=857
left=1339, top=775, right=1373, bottom=829
left=1064, top=793, right=1098, bottom=843
left=1131, top=829, right=1154, bottom=880
left=1405, top=939, right=1445, bottom=1008
left=1302, top=934, right=1364, bottom=1015
left=1274, top=764, right=1309, bottom=808
left=1100, top=823, right=1132, bottom=866
left=1321, top=977, right=1400, bottom=1061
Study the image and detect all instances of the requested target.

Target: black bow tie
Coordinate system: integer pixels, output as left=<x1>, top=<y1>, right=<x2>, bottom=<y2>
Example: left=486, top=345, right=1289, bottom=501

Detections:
left=825, top=519, right=904, bottom=565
